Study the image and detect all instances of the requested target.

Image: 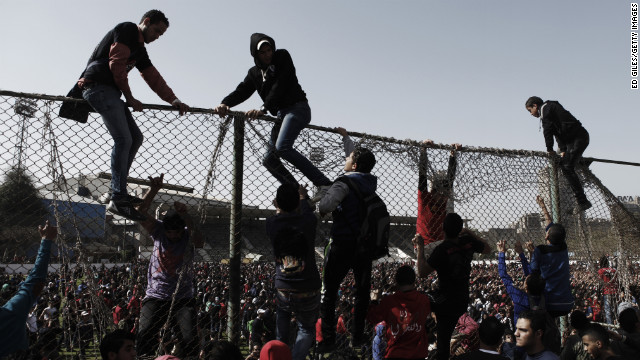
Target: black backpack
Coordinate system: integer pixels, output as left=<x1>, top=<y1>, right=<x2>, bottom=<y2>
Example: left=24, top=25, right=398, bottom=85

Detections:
left=339, top=176, right=390, bottom=260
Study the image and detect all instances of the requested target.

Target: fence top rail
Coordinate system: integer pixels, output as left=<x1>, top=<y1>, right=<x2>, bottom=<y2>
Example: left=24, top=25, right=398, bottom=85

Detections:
left=2, top=89, right=638, bottom=167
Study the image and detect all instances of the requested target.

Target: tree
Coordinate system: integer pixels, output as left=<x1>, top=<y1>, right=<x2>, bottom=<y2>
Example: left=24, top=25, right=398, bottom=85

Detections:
left=0, top=166, right=49, bottom=256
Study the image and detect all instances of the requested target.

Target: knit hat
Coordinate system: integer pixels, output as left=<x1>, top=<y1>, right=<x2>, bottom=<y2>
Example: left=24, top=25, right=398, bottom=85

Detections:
left=260, top=340, right=291, bottom=360
left=618, top=301, right=639, bottom=317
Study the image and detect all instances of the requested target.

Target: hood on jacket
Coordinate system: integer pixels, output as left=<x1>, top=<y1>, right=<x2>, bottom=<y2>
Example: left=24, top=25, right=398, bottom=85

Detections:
left=345, top=172, right=378, bottom=195
left=375, top=322, right=386, bottom=337
left=259, top=340, right=291, bottom=360
left=250, top=33, right=276, bottom=69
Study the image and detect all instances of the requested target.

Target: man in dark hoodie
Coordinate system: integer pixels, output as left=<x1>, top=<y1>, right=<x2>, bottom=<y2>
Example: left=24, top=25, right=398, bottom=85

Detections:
left=266, top=183, right=321, bottom=360
left=71, top=9, right=190, bottom=221
left=525, top=96, right=591, bottom=213
left=317, top=146, right=378, bottom=351
left=214, top=33, right=332, bottom=201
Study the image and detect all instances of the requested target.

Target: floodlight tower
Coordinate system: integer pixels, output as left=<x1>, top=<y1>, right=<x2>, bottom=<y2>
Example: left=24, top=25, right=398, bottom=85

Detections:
left=12, top=99, right=37, bottom=171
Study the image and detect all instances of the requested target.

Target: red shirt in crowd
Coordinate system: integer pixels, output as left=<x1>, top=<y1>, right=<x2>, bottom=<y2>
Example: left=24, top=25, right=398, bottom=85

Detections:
left=597, top=267, right=617, bottom=295
left=367, top=289, right=431, bottom=359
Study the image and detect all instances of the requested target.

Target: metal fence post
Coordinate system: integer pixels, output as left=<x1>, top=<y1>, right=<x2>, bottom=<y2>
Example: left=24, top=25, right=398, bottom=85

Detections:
left=549, top=156, right=561, bottom=223
left=227, top=115, right=244, bottom=343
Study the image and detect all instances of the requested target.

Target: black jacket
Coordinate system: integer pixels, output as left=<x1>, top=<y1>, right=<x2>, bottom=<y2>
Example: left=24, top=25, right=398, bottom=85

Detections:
left=540, top=101, right=587, bottom=152
left=221, top=33, right=307, bottom=115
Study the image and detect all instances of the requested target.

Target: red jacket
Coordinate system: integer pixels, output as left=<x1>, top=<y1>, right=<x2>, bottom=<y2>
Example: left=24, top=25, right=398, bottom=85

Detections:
left=368, top=290, right=431, bottom=359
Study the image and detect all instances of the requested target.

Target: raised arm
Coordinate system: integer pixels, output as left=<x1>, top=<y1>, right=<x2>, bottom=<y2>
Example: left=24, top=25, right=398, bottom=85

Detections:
left=1, top=222, right=56, bottom=330
left=335, top=127, right=355, bottom=157
left=136, top=174, right=164, bottom=233
left=412, top=234, right=435, bottom=277
left=497, top=240, right=530, bottom=310
left=536, top=195, right=553, bottom=226
left=444, top=143, right=461, bottom=197
left=515, top=240, right=531, bottom=276
left=418, top=139, right=433, bottom=192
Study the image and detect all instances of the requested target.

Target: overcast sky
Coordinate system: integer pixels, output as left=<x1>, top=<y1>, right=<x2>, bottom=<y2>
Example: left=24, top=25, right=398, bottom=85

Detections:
left=1, top=0, right=638, bottom=197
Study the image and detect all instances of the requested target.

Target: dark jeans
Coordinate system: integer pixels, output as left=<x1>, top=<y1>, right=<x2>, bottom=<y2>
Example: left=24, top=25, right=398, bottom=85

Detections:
left=137, top=297, right=198, bottom=357
left=320, top=239, right=372, bottom=343
left=433, top=304, right=465, bottom=360
left=263, top=101, right=331, bottom=187
left=82, top=84, right=143, bottom=200
left=559, top=128, right=589, bottom=203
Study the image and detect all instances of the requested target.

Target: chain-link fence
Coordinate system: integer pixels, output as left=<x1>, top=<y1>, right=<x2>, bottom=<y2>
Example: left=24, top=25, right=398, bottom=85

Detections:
left=1, top=90, right=639, bottom=359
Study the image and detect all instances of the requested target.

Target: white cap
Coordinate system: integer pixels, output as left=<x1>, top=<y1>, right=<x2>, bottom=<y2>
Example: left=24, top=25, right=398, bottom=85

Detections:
left=257, top=39, right=271, bottom=51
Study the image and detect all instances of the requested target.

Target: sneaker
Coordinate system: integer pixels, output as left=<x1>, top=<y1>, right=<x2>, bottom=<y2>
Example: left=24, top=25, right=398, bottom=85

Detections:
left=572, top=200, right=592, bottom=215
left=107, top=200, right=147, bottom=221
left=316, top=339, right=336, bottom=353
left=311, top=185, right=331, bottom=203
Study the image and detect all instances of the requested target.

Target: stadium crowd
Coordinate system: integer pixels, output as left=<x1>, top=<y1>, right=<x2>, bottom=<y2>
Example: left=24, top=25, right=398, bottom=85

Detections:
left=2, top=255, right=639, bottom=359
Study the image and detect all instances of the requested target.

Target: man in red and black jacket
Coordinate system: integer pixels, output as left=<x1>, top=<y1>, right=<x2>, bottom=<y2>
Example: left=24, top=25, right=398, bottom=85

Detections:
left=73, top=9, right=189, bottom=221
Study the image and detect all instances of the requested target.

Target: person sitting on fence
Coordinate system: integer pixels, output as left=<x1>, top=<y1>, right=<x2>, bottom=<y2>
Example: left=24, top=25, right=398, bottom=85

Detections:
left=317, top=146, right=378, bottom=352
left=266, top=183, right=321, bottom=360
left=0, top=221, right=56, bottom=357
left=412, top=212, right=491, bottom=360
left=99, top=329, right=137, bottom=360
left=134, top=174, right=203, bottom=358
left=214, top=33, right=332, bottom=202
left=525, top=96, right=591, bottom=213
left=415, top=140, right=461, bottom=254
left=71, top=9, right=190, bottom=221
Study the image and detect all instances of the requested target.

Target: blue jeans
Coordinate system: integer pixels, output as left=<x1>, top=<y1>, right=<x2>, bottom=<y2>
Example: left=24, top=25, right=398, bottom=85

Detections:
left=603, top=294, right=614, bottom=324
left=82, top=84, right=143, bottom=200
left=263, top=101, right=330, bottom=186
left=276, top=290, right=320, bottom=360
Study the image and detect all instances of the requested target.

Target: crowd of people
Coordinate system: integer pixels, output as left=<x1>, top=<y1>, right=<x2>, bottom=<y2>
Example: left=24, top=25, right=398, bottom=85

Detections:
left=2, top=244, right=639, bottom=359
left=2, top=5, right=638, bottom=360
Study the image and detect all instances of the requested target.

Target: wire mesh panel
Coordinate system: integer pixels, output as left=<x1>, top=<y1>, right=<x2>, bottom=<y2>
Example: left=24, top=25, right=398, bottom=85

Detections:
left=0, top=91, right=639, bottom=359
